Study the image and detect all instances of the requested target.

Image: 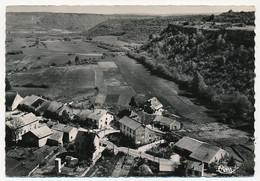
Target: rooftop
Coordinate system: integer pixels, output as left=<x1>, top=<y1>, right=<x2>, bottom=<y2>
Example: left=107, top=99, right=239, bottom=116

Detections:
left=52, top=123, right=76, bottom=133
left=76, top=109, right=93, bottom=120
left=174, top=136, right=204, bottom=153
left=19, top=95, right=39, bottom=106
left=148, top=97, right=163, bottom=110
left=189, top=143, right=223, bottom=163
left=87, top=109, right=108, bottom=121
left=30, top=125, right=53, bottom=139
left=46, top=101, right=63, bottom=113
left=118, top=116, right=142, bottom=130
left=48, top=130, right=64, bottom=142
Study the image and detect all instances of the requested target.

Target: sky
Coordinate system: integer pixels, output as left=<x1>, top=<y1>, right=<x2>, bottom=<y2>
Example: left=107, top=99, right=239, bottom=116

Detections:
left=6, top=5, right=255, bottom=15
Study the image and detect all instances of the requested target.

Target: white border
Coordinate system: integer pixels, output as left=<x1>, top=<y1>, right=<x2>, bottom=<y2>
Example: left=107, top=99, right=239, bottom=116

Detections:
left=1, top=1, right=259, bottom=181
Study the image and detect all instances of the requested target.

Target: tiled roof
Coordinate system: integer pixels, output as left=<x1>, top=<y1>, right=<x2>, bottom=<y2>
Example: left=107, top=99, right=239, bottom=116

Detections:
left=30, top=125, right=53, bottom=138
left=52, top=123, right=76, bottom=133
left=118, top=116, right=142, bottom=130
left=174, top=136, right=204, bottom=153
left=6, top=92, right=23, bottom=111
left=87, top=109, right=107, bottom=121
left=189, top=143, right=223, bottom=163
left=46, top=101, right=63, bottom=113
left=48, top=130, right=63, bottom=142
left=19, top=95, right=39, bottom=106
left=76, top=109, right=93, bottom=120
left=35, top=101, right=51, bottom=113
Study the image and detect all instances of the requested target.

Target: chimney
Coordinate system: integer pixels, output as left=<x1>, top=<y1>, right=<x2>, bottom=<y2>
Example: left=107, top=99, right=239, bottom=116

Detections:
left=55, top=158, right=61, bottom=174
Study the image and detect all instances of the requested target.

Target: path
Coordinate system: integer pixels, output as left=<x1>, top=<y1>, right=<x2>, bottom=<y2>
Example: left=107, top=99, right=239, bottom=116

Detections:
left=100, top=139, right=174, bottom=169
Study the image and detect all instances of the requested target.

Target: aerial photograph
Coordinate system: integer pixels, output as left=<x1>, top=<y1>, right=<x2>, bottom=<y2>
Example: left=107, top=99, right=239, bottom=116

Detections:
left=5, top=5, right=255, bottom=177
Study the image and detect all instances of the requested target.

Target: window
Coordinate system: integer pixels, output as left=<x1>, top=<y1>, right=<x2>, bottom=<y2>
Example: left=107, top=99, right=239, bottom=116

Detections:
left=34, top=124, right=37, bottom=129
left=24, top=130, right=26, bottom=134
left=106, top=118, right=107, bottom=120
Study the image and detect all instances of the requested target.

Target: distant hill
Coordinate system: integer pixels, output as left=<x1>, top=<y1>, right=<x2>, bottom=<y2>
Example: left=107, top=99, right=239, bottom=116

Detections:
left=6, top=12, right=156, bottom=32
left=202, top=10, right=255, bottom=25
left=85, top=15, right=207, bottom=43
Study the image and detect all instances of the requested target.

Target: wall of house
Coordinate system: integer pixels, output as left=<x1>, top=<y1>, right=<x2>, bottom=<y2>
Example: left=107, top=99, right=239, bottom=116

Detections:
left=98, top=113, right=114, bottom=129
left=38, top=136, right=50, bottom=147
left=22, top=133, right=38, bottom=146
left=209, top=149, right=228, bottom=164
left=144, top=128, right=156, bottom=144
left=17, top=121, right=39, bottom=140
left=68, top=128, right=78, bottom=142
left=134, top=126, right=145, bottom=145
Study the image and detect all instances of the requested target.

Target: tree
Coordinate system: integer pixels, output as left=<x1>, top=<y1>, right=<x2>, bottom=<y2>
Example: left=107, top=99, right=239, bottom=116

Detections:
left=8, top=119, right=23, bottom=142
left=5, top=77, right=11, bottom=91
left=227, top=156, right=236, bottom=167
left=129, top=96, right=138, bottom=108
left=75, top=56, right=79, bottom=63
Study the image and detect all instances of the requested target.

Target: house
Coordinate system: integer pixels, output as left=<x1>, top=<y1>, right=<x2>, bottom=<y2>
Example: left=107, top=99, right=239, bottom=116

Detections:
left=185, top=160, right=204, bottom=176
left=85, top=109, right=114, bottom=129
left=18, top=95, right=40, bottom=112
left=47, top=130, right=64, bottom=146
left=51, top=123, right=78, bottom=143
left=74, top=109, right=93, bottom=123
left=153, top=115, right=182, bottom=131
left=6, top=112, right=39, bottom=141
left=118, top=116, right=158, bottom=145
left=6, top=92, right=23, bottom=111
left=43, top=101, right=64, bottom=119
left=74, top=130, right=101, bottom=163
left=142, top=97, right=163, bottom=115
left=22, top=125, right=53, bottom=147
left=35, top=101, right=51, bottom=116
left=174, top=137, right=228, bottom=168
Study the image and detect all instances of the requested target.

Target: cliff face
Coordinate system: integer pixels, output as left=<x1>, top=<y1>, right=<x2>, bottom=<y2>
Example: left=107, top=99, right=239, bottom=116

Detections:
left=165, top=24, right=255, bottom=47
left=141, top=23, right=255, bottom=122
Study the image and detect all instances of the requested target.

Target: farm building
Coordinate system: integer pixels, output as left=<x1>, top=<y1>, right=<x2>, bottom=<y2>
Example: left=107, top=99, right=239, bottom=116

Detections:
left=174, top=137, right=228, bottom=168
left=47, top=130, right=64, bottom=146
left=118, top=116, right=158, bottom=145
left=51, top=123, right=78, bottom=143
left=74, top=109, right=93, bottom=123
left=185, top=160, right=204, bottom=176
left=74, top=130, right=101, bottom=163
left=43, top=101, right=63, bottom=119
left=85, top=109, right=114, bottom=129
left=22, top=125, right=53, bottom=147
left=142, top=97, right=163, bottom=115
left=5, top=92, right=23, bottom=111
left=18, top=95, right=41, bottom=112
left=35, top=101, right=51, bottom=116
left=5, top=112, right=39, bottom=141
left=153, top=115, right=182, bottom=131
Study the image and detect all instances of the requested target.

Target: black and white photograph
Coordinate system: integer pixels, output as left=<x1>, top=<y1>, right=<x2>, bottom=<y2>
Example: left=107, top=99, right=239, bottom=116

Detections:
left=3, top=2, right=257, bottom=178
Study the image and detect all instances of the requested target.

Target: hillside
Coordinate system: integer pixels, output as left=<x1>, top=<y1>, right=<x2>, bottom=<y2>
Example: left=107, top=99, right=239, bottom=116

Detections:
left=6, top=12, right=155, bottom=32
left=138, top=21, right=255, bottom=125
left=85, top=15, right=207, bottom=43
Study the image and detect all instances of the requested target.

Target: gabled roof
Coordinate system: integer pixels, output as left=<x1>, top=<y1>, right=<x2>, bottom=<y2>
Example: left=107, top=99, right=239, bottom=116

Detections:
left=46, top=101, right=63, bottom=113
left=76, top=109, right=93, bottom=120
left=189, top=143, right=224, bottom=163
left=87, top=109, right=108, bottom=121
left=48, top=130, right=63, bottom=142
left=30, top=125, right=53, bottom=139
left=35, top=101, right=51, bottom=113
left=135, top=111, right=155, bottom=125
left=19, top=95, right=39, bottom=107
left=148, top=97, right=163, bottom=110
left=174, top=136, right=204, bottom=153
left=6, top=92, right=23, bottom=111
left=31, top=98, right=45, bottom=109
left=153, top=115, right=180, bottom=126
left=118, top=116, right=143, bottom=130
left=52, top=123, right=76, bottom=133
